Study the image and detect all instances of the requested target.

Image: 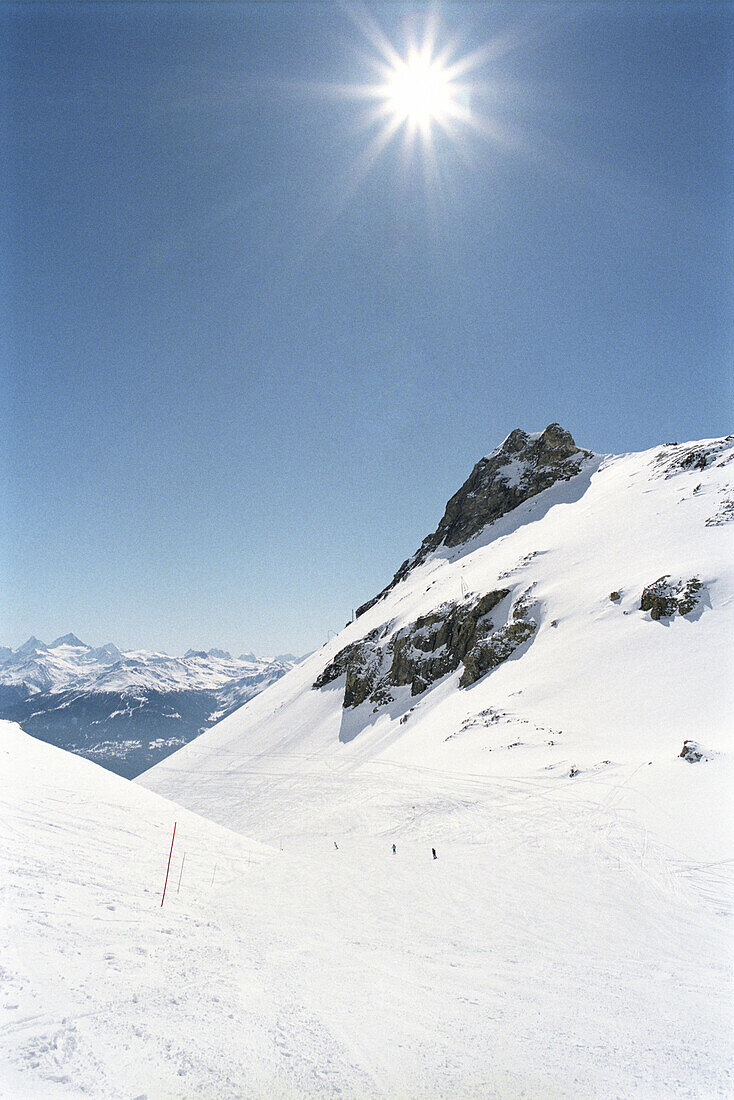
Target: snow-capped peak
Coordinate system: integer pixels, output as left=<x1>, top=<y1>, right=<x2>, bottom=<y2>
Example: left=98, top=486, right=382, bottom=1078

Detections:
left=0, top=639, right=294, bottom=696
left=140, top=428, right=734, bottom=865
left=14, top=636, right=48, bottom=656
left=49, top=632, right=89, bottom=649
left=357, top=422, right=595, bottom=616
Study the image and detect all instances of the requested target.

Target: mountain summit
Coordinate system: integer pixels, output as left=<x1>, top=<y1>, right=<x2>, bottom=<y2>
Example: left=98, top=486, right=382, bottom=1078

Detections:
left=357, top=423, right=594, bottom=616
left=15, top=636, right=48, bottom=656
left=49, top=633, right=88, bottom=649
left=136, top=428, right=732, bottom=1096
left=140, top=428, right=733, bottom=863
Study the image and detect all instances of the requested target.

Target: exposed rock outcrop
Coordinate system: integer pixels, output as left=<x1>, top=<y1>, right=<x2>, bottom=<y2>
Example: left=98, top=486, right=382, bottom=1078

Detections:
left=679, top=740, right=709, bottom=763
left=640, top=576, right=703, bottom=621
left=356, top=424, right=592, bottom=617
left=313, top=629, right=381, bottom=690
left=706, top=494, right=734, bottom=527
left=315, top=589, right=537, bottom=716
left=459, top=616, right=536, bottom=687
left=389, top=590, right=509, bottom=697
left=655, top=436, right=734, bottom=479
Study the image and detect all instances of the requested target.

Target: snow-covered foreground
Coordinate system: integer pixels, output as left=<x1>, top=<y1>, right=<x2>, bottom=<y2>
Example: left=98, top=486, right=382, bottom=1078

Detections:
left=2, top=719, right=732, bottom=1098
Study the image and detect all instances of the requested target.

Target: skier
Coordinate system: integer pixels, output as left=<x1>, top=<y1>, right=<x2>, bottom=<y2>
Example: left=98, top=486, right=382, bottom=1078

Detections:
left=432, top=847, right=437, bottom=860
left=334, top=842, right=338, bottom=850
left=392, top=844, right=396, bottom=854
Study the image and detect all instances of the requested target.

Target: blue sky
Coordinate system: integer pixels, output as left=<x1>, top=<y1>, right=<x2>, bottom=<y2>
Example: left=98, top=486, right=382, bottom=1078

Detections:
left=2, top=1, right=731, bottom=656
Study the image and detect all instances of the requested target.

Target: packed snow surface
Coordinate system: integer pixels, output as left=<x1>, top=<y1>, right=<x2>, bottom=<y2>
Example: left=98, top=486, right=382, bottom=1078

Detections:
left=3, top=718, right=732, bottom=1098
left=3, top=434, right=733, bottom=1096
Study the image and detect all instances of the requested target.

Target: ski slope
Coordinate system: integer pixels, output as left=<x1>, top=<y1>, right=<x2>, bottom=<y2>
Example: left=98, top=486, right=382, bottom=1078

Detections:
left=2, top=719, right=732, bottom=1097
left=140, top=432, right=733, bottom=1095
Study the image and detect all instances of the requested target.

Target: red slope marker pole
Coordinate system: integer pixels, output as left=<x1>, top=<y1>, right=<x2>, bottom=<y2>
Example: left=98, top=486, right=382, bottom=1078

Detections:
left=177, top=852, right=186, bottom=895
left=160, top=821, right=177, bottom=908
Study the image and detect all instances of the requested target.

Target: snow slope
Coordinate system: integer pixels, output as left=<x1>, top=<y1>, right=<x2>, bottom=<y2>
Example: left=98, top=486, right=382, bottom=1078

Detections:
left=0, top=721, right=289, bottom=1098
left=2, top=718, right=732, bottom=1098
left=138, top=429, right=733, bottom=1095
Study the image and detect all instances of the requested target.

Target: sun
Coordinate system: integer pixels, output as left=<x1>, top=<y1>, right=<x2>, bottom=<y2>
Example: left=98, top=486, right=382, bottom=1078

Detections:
left=382, top=46, right=459, bottom=134
left=307, top=7, right=530, bottom=203
left=345, top=9, right=488, bottom=171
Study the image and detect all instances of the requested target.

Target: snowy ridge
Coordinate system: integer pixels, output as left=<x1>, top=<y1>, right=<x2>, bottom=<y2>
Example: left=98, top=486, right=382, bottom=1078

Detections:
left=0, top=721, right=280, bottom=1098
left=354, top=423, right=596, bottom=616
left=0, top=638, right=289, bottom=696
left=133, top=429, right=733, bottom=1092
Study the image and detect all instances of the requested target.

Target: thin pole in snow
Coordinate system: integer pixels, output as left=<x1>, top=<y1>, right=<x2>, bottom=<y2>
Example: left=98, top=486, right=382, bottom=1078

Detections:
left=211, top=863, right=217, bottom=887
left=177, top=852, right=186, bottom=894
left=160, top=821, right=177, bottom=907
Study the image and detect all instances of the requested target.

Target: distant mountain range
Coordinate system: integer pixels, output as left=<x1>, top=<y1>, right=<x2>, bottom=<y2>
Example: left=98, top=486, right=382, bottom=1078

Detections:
left=0, top=636, right=294, bottom=777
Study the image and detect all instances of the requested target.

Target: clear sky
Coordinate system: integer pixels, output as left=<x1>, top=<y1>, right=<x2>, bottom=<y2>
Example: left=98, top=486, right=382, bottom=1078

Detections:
left=2, top=1, right=731, bottom=657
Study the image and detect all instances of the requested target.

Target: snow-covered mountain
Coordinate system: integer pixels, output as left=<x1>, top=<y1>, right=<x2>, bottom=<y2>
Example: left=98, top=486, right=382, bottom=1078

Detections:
left=0, top=639, right=292, bottom=777
left=140, top=424, right=734, bottom=858
left=3, top=424, right=732, bottom=1097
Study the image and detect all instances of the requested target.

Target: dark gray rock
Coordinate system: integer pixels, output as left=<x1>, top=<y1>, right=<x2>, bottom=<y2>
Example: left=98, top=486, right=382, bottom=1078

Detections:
left=343, top=640, right=387, bottom=709
left=316, top=588, right=537, bottom=713
left=640, top=580, right=678, bottom=620
left=678, top=578, right=704, bottom=616
left=679, top=740, right=707, bottom=763
left=640, top=576, right=703, bottom=620
left=313, top=629, right=381, bottom=690
left=655, top=436, right=734, bottom=479
left=706, top=495, right=734, bottom=526
left=459, top=618, right=536, bottom=687
left=390, top=590, right=509, bottom=697
left=357, top=424, right=591, bottom=617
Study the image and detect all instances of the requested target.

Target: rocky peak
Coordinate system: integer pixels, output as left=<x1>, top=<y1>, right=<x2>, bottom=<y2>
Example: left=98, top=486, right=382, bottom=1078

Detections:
left=357, top=423, right=591, bottom=618
left=436, top=423, right=588, bottom=551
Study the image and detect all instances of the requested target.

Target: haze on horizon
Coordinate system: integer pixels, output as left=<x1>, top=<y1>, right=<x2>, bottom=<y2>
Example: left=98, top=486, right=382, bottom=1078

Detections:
left=2, top=1, right=731, bottom=656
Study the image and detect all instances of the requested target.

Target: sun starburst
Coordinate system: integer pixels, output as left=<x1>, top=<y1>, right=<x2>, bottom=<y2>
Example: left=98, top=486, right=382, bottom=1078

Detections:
left=337, top=6, right=503, bottom=193
left=380, top=45, right=459, bottom=134
left=288, top=6, right=536, bottom=217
